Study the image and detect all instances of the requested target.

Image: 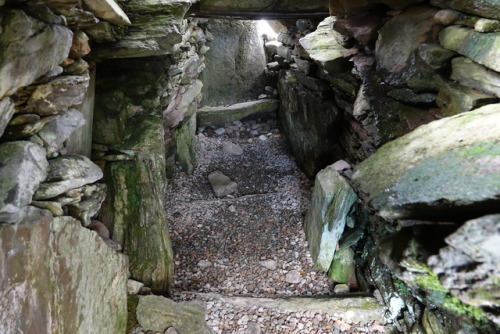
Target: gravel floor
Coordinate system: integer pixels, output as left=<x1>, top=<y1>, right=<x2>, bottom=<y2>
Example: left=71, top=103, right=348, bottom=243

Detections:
left=165, top=115, right=386, bottom=333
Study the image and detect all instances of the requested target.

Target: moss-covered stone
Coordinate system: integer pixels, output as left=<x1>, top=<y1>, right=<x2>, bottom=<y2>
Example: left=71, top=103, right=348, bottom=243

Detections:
left=328, top=246, right=356, bottom=284
left=101, top=115, right=173, bottom=294
left=353, top=103, right=500, bottom=221
left=439, top=26, right=500, bottom=72
left=174, top=112, right=197, bottom=175
left=451, top=57, right=500, bottom=98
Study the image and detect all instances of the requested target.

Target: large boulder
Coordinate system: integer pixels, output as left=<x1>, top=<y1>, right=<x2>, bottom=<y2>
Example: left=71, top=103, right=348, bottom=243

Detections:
left=101, top=115, right=174, bottom=293
left=201, top=19, right=267, bottom=106
left=304, top=166, right=357, bottom=271
left=278, top=70, right=342, bottom=177
left=0, top=142, right=48, bottom=223
left=0, top=209, right=128, bottom=334
left=136, top=295, right=210, bottom=333
left=353, top=103, right=500, bottom=221
left=0, top=9, right=72, bottom=98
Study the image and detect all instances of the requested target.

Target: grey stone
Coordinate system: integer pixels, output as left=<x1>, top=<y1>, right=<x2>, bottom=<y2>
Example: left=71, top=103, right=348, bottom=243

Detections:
left=0, top=9, right=72, bottom=98
left=246, top=322, right=261, bottom=334
left=34, top=155, right=103, bottom=200
left=136, top=295, right=209, bottom=334
left=285, top=270, right=302, bottom=284
left=31, top=200, right=64, bottom=216
left=84, top=21, right=117, bottom=43
left=260, top=259, right=277, bottom=270
left=353, top=103, right=500, bottom=221
left=451, top=57, right=500, bottom=98
left=265, top=41, right=282, bottom=55
left=0, top=211, right=128, bottom=333
left=331, top=160, right=351, bottom=172
left=304, top=166, right=358, bottom=271
left=277, top=45, right=293, bottom=61
left=0, top=142, right=48, bottom=223
left=0, top=97, right=14, bottom=137
left=198, top=100, right=279, bottom=127
left=197, top=260, right=213, bottom=269
left=222, top=141, right=243, bottom=155
left=165, top=327, right=179, bottom=334
left=208, top=171, right=238, bottom=197
left=38, top=108, right=85, bottom=156
left=82, top=0, right=131, bottom=25
left=333, top=284, right=350, bottom=294
left=128, top=279, right=145, bottom=295
left=201, top=19, right=267, bottom=106
left=375, top=6, right=438, bottom=85
left=214, top=128, right=225, bottom=135
left=104, top=238, right=122, bottom=251
left=440, top=26, right=500, bottom=72
left=475, top=18, right=500, bottom=33
left=19, top=75, right=90, bottom=116
left=300, top=17, right=356, bottom=75
left=67, top=183, right=107, bottom=226
left=164, top=80, right=203, bottom=128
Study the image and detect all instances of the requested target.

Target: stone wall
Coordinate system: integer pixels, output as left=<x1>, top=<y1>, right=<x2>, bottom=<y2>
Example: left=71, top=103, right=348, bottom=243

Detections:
left=270, top=0, right=499, bottom=332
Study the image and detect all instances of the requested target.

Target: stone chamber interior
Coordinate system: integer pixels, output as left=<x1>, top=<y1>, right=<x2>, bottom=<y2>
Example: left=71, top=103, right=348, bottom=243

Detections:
left=0, top=0, right=499, bottom=333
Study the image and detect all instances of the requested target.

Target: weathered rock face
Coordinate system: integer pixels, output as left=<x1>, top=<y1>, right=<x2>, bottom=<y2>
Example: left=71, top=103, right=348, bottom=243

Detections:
left=197, top=0, right=328, bottom=13
left=304, top=165, right=357, bottom=271
left=431, top=0, right=500, bottom=20
left=197, top=99, right=279, bottom=126
left=201, top=19, right=267, bottom=106
left=136, top=295, right=210, bottom=333
left=353, top=103, right=500, bottom=221
left=0, top=208, right=128, bottom=334
left=329, top=0, right=425, bottom=14
left=428, top=214, right=500, bottom=326
left=0, top=142, right=48, bottom=223
left=100, top=115, right=174, bottom=294
left=0, top=9, right=72, bottom=98
left=278, top=70, right=342, bottom=177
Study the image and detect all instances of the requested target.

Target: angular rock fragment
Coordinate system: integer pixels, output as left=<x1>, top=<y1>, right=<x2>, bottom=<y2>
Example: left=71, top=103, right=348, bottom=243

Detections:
left=67, top=183, right=107, bottom=226
left=208, top=171, right=238, bottom=197
left=0, top=141, right=48, bottom=223
left=0, top=97, right=15, bottom=137
left=38, top=108, right=85, bottom=156
left=304, top=166, right=357, bottom=271
left=82, top=0, right=131, bottom=26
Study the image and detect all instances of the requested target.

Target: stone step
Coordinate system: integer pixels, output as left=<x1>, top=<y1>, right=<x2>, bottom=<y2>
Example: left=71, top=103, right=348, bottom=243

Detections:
left=197, top=99, right=279, bottom=126
left=184, top=292, right=386, bottom=325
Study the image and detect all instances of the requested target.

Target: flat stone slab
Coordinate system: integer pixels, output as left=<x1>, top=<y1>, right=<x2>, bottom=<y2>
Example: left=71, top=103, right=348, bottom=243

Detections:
left=192, top=293, right=385, bottom=325
left=197, top=99, right=279, bottom=126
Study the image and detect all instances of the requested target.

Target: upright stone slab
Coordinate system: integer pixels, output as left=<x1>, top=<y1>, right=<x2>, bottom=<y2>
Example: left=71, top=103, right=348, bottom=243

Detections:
left=0, top=208, right=128, bottom=334
left=174, top=113, right=197, bottom=175
left=304, top=166, right=358, bottom=271
left=353, top=103, right=500, bottom=221
left=102, top=115, right=173, bottom=294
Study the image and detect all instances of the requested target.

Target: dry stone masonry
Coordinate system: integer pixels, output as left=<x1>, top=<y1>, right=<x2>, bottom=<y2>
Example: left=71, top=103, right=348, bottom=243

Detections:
left=0, top=0, right=499, bottom=333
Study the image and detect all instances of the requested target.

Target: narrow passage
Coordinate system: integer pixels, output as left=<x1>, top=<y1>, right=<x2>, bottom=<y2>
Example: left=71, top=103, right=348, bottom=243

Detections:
left=165, top=115, right=386, bottom=333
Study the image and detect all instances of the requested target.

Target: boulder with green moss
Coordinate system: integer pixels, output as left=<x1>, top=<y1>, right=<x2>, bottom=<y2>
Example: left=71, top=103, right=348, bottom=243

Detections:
left=431, top=0, right=500, bottom=20
left=101, top=115, right=174, bottom=293
left=440, top=26, right=500, bottom=72
left=353, top=103, right=500, bottom=221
